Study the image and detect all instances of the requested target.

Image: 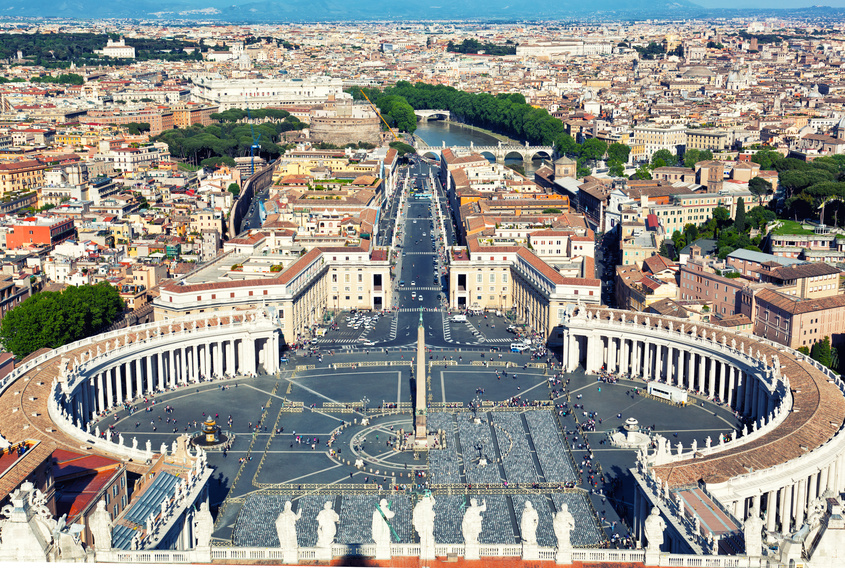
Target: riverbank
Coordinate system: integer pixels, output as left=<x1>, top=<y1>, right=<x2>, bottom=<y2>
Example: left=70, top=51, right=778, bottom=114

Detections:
left=441, top=120, right=521, bottom=145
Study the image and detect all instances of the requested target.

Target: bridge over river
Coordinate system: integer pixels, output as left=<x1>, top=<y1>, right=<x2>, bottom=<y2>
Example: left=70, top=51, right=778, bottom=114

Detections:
left=413, top=139, right=554, bottom=165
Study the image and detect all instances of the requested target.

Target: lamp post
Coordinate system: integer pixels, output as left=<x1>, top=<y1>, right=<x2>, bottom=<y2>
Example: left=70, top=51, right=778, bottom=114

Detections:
left=361, top=396, right=369, bottom=415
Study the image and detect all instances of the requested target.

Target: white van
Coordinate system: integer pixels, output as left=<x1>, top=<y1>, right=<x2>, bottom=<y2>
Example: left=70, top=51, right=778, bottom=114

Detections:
left=510, top=343, right=529, bottom=353
left=451, top=315, right=467, bottom=322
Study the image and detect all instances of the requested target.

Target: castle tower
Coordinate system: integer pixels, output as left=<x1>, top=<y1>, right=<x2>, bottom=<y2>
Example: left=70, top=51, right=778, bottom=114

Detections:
left=414, top=309, right=428, bottom=448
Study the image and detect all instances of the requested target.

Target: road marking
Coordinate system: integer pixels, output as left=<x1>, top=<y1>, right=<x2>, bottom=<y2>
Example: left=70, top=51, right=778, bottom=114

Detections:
left=397, top=372, right=402, bottom=405
left=440, top=371, right=446, bottom=403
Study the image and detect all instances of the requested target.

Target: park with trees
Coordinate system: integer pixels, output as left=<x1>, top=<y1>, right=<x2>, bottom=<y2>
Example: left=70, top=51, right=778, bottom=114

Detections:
left=152, top=108, right=308, bottom=166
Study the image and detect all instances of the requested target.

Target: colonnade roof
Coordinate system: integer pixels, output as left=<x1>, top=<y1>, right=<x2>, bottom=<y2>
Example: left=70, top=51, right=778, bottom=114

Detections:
left=585, top=309, right=845, bottom=487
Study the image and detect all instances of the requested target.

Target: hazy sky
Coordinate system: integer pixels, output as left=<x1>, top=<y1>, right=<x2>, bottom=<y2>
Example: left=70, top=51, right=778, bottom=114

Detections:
left=697, top=0, right=845, bottom=7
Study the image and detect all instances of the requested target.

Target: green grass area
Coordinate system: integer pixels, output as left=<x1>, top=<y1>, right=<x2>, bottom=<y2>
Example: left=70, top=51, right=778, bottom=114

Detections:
left=771, top=220, right=815, bottom=236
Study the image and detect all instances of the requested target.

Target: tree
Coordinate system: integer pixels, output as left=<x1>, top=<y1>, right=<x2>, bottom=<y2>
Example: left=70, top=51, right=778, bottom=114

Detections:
left=659, top=241, right=670, bottom=258
left=227, top=183, right=240, bottom=197
left=634, top=163, right=653, bottom=180
left=555, top=133, right=578, bottom=157
left=734, top=197, right=747, bottom=233
left=651, top=149, right=676, bottom=167
left=608, top=159, right=625, bottom=177
left=606, top=142, right=630, bottom=165
left=580, top=138, right=607, bottom=163
left=0, top=283, right=124, bottom=359
left=751, top=149, right=782, bottom=171
left=388, top=141, right=417, bottom=156
left=811, top=336, right=834, bottom=369
left=748, top=177, right=773, bottom=205
left=671, top=230, right=686, bottom=257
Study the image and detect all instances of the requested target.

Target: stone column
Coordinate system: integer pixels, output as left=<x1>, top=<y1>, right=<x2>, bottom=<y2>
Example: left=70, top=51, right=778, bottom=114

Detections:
left=631, top=339, right=643, bottom=377
left=697, top=353, right=706, bottom=393
left=182, top=347, right=190, bottom=384
left=156, top=351, right=164, bottom=391
left=105, top=368, right=114, bottom=410
left=125, top=361, right=134, bottom=401
left=644, top=342, right=652, bottom=380
left=808, top=472, right=818, bottom=506
left=168, top=350, right=175, bottom=387
left=586, top=335, right=597, bottom=374
left=666, top=347, right=674, bottom=385
left=608, top=337, right=617, bottom=373
left=795, top=478, right=806, bottom=527
left=621, top=338, right=630, bottom=375
left=745, top=373, right=755, bottom=416
left=781, top=484, right=793, bottom=534
left=190, top=347, right=197, bottom=382
left=707, top=358, right=716, bottom=398
left=134, top=357, right=142, bottom=398
left=206, top=342, right=213, bottom=378
left=766, top=490, right=777, bottom=532
left=751, top=494, right=761, bottom=520
left=727, top=366, right=736, bottom=409
left=115, top=363, right=124, bottom=404
left=655, top=344, right=663, bottom=381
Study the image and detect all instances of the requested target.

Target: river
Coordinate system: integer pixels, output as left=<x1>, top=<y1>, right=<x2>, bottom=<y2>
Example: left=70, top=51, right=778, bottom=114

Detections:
left=412, top=121, right=545, bottom=176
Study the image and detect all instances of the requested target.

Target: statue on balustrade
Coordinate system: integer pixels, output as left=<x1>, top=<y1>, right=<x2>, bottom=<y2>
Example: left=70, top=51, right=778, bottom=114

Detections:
left=462, top=498, right=486, bottom=546
left=520, top=501, right=539, bottom=545
left=644, top=507, right=665, bottom=552
left=413, top=494, right=436, bottom=559
left=554, top=503, right=575, bottom=554
left=315, top=501, right=339, bottom=549
left=743, top=508, right=764, bottom=557
left=90, top=500, right=113, bottom=552
left=194, top=501, right=213, bottom=549
left=275, top=501, right=301, bottom=555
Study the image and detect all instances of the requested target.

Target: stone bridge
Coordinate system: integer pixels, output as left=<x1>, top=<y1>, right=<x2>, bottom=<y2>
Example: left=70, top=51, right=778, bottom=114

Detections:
left=413, top=109, right=454, bottom=122
left=415, top=139, right=555, bottom=165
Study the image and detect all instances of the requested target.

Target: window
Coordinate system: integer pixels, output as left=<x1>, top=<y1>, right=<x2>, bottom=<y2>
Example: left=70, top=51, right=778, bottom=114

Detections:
left=489, top=274, right=496, bottom=283
left=502, top=273, right=508, bottom=283
left=476, top=273, right=483, bottom=283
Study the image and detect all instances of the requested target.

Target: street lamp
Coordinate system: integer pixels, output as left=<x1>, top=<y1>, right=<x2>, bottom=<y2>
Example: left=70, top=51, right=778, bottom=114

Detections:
left=361, top=396, right=369, bottom=414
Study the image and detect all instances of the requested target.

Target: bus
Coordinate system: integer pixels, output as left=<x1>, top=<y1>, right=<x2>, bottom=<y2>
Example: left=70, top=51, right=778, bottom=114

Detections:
left=647, top=382, right=688, bottom=405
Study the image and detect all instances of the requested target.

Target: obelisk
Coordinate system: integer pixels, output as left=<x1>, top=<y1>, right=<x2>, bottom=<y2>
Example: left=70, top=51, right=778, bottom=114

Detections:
left=414, top=308, right=428, bottom=448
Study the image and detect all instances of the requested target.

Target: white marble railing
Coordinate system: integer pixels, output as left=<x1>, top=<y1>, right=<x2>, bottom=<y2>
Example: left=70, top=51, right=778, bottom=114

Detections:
left=101, top=546, right=779, bottom=567
left=47, top=395, right=153, bottom=462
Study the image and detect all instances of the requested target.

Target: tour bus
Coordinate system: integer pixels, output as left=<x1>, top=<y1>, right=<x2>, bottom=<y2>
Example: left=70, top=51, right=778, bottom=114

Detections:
left=647, top=382, right=688, bottom=405
left=511, top=342, right=530, bottom=353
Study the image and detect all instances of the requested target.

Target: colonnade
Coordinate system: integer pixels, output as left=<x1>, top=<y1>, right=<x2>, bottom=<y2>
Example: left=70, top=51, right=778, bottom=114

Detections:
left=567, top=331, right=773, bottom=419
left=59, top=318, right=281, bottom=427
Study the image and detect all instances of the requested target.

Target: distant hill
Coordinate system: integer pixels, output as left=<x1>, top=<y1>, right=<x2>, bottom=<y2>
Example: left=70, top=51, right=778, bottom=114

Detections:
left=4, top=0, right=708, bottom=21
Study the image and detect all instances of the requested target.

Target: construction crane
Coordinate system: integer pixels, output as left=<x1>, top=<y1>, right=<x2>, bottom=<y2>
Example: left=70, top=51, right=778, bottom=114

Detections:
left=359, top=89, right=401, bottom=142
left=245, top=98, right=262, bottom=175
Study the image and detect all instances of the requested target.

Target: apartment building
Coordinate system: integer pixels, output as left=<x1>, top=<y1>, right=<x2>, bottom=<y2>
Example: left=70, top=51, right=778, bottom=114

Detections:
left=5, top=217, right=75, bottom=249
left=749, top=288, right=845, bottom=349
left=678, top=246, right=746, bottom=318
left=632, top=123, right=686, bottom=159
left=685, top=129, right=731, bottom=152
left=0, top=160, right=46, bottom=196
left=190, top=77, right=345, bottom=111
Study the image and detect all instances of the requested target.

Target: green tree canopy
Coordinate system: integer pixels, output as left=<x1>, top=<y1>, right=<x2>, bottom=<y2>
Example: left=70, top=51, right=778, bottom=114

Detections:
left=0, top=283, right=124, bottom=358
left=606, top=143, right=631, bottom=164
left=227, top=182, right=240, bottom=196
left=651, top=149, right=676, bottom=167
left=811, top=336, right=834, bottom=369
left=748, top=176, right=773, bottom=204
left=734, top=197, right=747, bottom=233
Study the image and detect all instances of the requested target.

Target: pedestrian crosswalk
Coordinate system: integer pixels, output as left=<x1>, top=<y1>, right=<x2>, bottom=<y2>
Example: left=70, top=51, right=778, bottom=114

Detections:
left=402, top=251, right=436, bottom=255
left=402, top=286, right=442, bottom=291
left=392, top=307, right=443, bottom=313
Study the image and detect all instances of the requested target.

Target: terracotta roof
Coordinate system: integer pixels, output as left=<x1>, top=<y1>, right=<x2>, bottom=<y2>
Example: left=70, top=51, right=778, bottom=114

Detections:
left=755, top=288, right=845, bottom=315
left=764, top=262, right=840, bottom=281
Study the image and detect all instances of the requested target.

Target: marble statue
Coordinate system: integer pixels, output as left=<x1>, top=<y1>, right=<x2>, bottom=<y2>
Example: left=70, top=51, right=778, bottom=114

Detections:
left=554, top=504, right=575, bottom=553
left=194, top=501, right=213, bottom=549
left=132, top=437, right=138, bottom=450
left=145, top=439, right=152, bottom=453
left=462, top=498, right=486, bottom=546
left=644, top=507, right=665, bottom=552
left=744, top=509, right=764, bottom=557
left=90, top=500, right=113, bottom=551
left=275, top=501, right=301, bottom=559
left=372, top=498, right=394, bottom=546
left=412, top=494, right=436, bottom=559
left=315, top=501, right=339, bottom=549
left=520, top=501, right=539, bottom=545
left=372, top=498, right=394, bottom=559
